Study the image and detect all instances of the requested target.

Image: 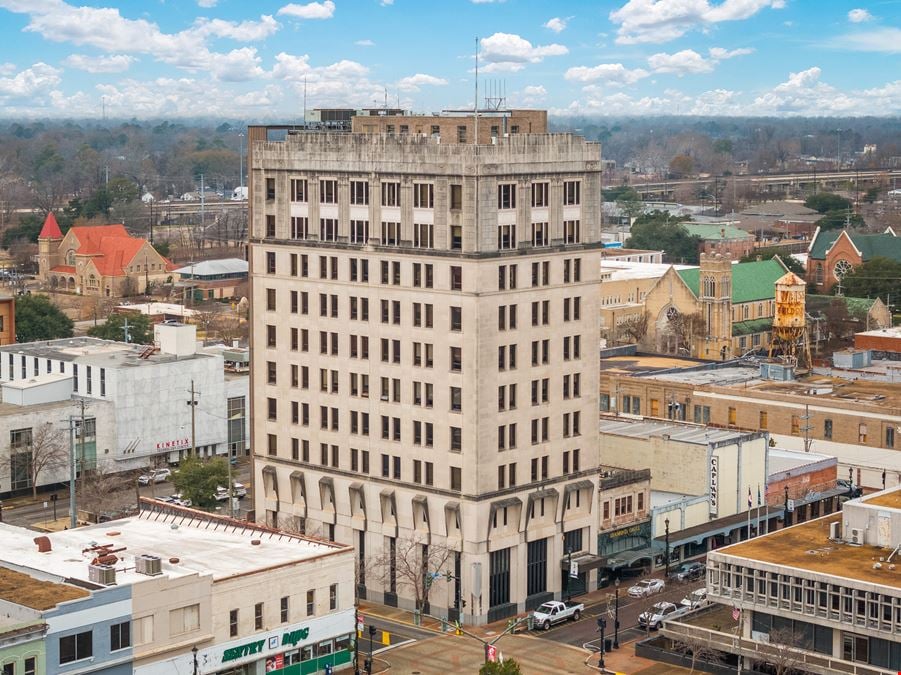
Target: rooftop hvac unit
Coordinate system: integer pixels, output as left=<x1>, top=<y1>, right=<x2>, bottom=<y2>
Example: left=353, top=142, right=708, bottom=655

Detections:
left=829, top=521, right=841, bottom=541
left=849, top=528, right=864, bottom=546
left=88, top=563, right=117, bottom=586
left=135, top=554, right=163, bottom=576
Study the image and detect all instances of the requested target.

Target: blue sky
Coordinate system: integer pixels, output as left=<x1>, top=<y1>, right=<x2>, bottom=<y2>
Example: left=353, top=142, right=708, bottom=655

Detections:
left=0, top=0, right=898, bottom=118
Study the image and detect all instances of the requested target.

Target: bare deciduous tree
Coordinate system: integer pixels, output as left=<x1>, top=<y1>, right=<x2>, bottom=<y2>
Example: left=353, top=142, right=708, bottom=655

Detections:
left=665, top=310, right=707, bottom=354
left=0, top=422, right=68, bottom=499
left=76, top=468, right=130, bottom=518
left=673, top=633, right=723, bottom=674
left=753, top=627, right=807, bottom=675
left=366, top=535, right=453, bottom=612
left=616, top=312, right=650, bottom=344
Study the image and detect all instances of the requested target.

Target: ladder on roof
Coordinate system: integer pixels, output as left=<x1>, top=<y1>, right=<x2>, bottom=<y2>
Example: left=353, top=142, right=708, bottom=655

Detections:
left=139, top=345, right=158, bottom=359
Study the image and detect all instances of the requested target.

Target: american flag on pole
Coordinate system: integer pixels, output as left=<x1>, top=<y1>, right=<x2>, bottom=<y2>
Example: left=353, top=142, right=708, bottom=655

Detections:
left=732, top=607, right=741, bottom=621
left=748, top=487, right=753, bottom=509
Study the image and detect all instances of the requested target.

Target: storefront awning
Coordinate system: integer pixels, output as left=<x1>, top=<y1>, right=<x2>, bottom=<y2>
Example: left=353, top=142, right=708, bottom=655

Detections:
left=655, top=508, right=784, bottom=548
left=607, top=546, right=658, bottom=570
left=559, top=551, right=606, bottom=572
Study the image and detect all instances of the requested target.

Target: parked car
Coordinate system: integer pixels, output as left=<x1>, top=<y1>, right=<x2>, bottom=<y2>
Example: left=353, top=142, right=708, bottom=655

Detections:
left=639, top=602, right=679, bottom=629
left=530, top=601, right=584, bottom=630
left=837, top=479, right=863, bottom=499
left=137, top=468, right=172, bottom=486
left=670, top=562, right=706, bottom=582
left=680, top=588, right=709, bottom=610
left=628, top=579, right=665, bottom=598
left=214, top=482, right=247, bottom=501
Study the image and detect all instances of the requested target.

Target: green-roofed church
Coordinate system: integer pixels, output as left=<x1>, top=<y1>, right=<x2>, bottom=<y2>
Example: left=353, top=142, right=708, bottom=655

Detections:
left=806, top=226, right=901, bottom=292
left=639, top=252, right=789, bottom=360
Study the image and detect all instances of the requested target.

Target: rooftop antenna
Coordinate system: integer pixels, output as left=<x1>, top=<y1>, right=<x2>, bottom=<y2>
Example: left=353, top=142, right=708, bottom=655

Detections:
left=301, top=76, right=307, bottom=129
left=384, top=86, right=388, bottom=110
left=474, top=36, right=479, bottom=142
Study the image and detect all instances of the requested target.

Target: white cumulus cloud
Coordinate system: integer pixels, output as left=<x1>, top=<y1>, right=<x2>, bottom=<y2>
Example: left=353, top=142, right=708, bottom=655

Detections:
left=564, top=63, right=649, bottom=85
left=0, top=62, right=62, bottom=101
left=397, top=73, right=448, bottom=91
left=479, top=32, right=567, bottom=72
left=848, top=8, right=873, bottom=23
left=833, top=27, right=901, bottom=53
left=197, top=0, right=218, bottom=7
left=609, top=0, right=784, bottom=44
left=544, top=17, right=567, bottom=33
left=191, top=16, right=279, bottom=42
left=648, top=49, right=713, bottom=75
left=63, top=53, right=135, bottom=73
left=277, top=1, right=335, bottom=20
left=355, top=39, right=375, bottom=47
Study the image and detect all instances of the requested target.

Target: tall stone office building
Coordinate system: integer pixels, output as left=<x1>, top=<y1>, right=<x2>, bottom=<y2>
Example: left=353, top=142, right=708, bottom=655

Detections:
left=249, top=125, right=604, bottom=624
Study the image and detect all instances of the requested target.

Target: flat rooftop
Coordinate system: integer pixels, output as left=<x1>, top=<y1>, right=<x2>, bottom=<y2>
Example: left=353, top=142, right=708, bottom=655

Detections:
left=600, top=416, right=760, bottom=446
left=0, top=501, right=348, bottom=589
left=864, top=492, right=901, bottom=509
left=0, top=566, right=88, bottom=610
left=601, top=354, right=901, bottom=411
left=601, top=261, right=694, bottom=282
left=857, top=327, right=901, bottom=339
left=117, top=302, right=198, bottom=317
left=718, top=515, right=901, bottom=589
left=0, top=337, right=214, bottom=369
left=768, top=448, right=836, bottom=475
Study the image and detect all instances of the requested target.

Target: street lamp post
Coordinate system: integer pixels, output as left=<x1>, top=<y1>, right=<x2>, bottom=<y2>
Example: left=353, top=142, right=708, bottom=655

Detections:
left=192, top=645, right=198, bottom=675
left=664, top=518, right=671, bottom=579
left=365, top=625, right=375, bottom=674
left=565, top=545, right=573, bottom=602
left=613, top=580, right=621, bottom=649
left=597, top=617, right=607, bottom=669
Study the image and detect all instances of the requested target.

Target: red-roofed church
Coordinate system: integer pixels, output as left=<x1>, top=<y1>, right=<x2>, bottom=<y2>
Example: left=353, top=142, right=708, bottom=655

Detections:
left=37, top=213, right=175, bottom=296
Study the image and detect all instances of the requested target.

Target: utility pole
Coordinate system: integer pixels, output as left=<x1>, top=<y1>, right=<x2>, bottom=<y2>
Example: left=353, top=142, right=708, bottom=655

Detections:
left=187, top=380, right=198, bottom=456
left=121, top=317, right=131, bottom=344
left=801, top=403, right=813, bottom=453
left=68, top=416, right=77, bottom=529
left=77, top=398, right=87, bottom=474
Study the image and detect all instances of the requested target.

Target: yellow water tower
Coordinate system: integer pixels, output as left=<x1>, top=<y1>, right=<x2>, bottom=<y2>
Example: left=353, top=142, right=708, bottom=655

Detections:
left=769, top=271, right=812, bottom=368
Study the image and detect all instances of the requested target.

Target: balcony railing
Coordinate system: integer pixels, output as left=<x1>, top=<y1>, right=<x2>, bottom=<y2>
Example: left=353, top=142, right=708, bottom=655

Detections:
left=599, top=467, right=651, bottom=491
left=662, top=618, right=888, bottom=675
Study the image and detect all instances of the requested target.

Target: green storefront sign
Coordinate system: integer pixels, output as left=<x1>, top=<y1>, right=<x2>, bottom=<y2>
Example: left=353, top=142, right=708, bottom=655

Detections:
left=222, top=628, right=312, bottom=663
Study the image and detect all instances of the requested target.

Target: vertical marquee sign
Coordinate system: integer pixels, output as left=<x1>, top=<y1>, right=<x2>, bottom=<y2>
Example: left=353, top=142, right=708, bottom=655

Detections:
left=709, top=455, right=719, bottom=516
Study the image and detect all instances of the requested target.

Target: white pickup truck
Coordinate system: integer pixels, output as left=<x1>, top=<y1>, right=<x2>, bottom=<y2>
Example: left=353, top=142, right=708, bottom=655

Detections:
left=531, top=600, right=585, bottom=630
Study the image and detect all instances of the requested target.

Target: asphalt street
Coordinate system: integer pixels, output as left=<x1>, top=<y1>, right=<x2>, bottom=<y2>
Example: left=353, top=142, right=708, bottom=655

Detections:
left=533, top=578, right=706, bottom=650
left=1, top=463, right=252, bottom=528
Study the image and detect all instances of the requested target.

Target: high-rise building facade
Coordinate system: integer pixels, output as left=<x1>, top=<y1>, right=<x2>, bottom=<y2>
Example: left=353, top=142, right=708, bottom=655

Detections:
left=249, top=129, right=604, bottom=624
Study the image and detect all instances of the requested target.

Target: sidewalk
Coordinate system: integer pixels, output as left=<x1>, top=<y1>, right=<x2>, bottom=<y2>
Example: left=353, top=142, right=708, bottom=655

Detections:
left=358, top=594, right=689, bottom=674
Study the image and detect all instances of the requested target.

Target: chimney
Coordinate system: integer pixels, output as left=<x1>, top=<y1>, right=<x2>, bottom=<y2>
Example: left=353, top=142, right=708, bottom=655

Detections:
left=34, top=536, right=51, bottom=553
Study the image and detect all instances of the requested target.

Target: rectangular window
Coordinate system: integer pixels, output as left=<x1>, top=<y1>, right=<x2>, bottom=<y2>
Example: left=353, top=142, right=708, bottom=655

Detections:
left=413, top=183, right=434, bottom=208
left=281, top=596, right=289, bottom=623
left=414, top=223, right=434, bottom=249
left=266, top=177, right=275, bottom=200
left=330, top=584, right=338, bottom=610
left=451, top=466, right=462, bottom=490
left=319, top=218, right=338, bottom=242
left=291, top=178, right=307, bottom=202
left=306, top=590, right=315, bottom=616
left=59, top=630, right=93, bottom=664
left=450, top=184, right=463, bottom=210
left=266, top=215, right=276, bottom=237
left=497, top=184, right=516, bottom=210
left=531, top=182, right=549, bottom=208
left=381, top=181, right=401, bottom=207
left=531, top=222, right=548, bottom=247
left=450, top=306, right=462, bottom=331
left=266, top=251, right=276, bottom=274
left=563, top=180, right=580, bottom=205
left=169, top=604, right=200, bottom=636
left=380, top=221, right=400, bottom=246
left=291, top=216, right=309, bottom=240
left=320, top=179, right=337, bottom=203
left=255, top=602, right=263, bottom=630
left=350, top=219, right=369, bottom=244
left=497, top=224, right=516, bottom=250
left=350, top=180, right=369, bottom=205
left=563, top=219, right=581, bottom=244
left=450, top=266, right=462, bottom=291
left=110, top=621, right=131, bottom=651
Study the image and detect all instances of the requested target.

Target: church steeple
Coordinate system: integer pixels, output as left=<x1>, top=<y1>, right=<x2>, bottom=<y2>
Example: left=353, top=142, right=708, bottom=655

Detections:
left=698, top=252, right=733, bottom=359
